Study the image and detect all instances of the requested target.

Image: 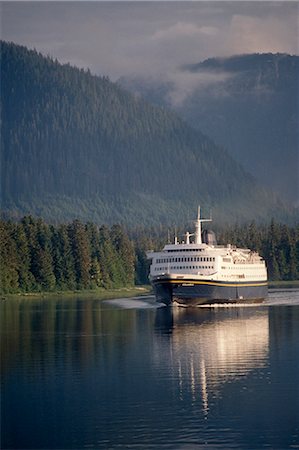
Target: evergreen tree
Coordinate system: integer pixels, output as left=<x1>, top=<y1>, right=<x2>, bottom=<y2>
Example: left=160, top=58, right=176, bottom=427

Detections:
left=58, top=224, right=76, bottom=289
left=248, top=221, right=262, bottom=252
left=12, top=222, right=34, bottom=291
left=98, top=225, right=121, bottom=289
left=0, top=221, right=19, bottom=293
left=68, top=220, right=91, bottom=289
left=34, top=248, right=56, bottom=290
left=111, top=224, right=135, bottom=286
left=267, top=220, right=281, bottom=280
left=90, top=257, right=102, bottom=288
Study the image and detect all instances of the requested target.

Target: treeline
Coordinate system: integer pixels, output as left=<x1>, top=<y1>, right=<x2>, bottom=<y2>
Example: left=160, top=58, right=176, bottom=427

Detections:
left=0, top=217, right=135, bottom=294
left=0, top=217, right=298, bottom=294
left=218, top=221, right=299, bottom=281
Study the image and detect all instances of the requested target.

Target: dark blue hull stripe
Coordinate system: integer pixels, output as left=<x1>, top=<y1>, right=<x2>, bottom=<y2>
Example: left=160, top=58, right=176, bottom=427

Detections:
left=152, top=279, right=268, bottom=305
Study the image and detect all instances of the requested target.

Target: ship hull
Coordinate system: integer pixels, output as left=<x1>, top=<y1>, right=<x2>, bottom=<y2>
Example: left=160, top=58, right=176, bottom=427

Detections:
left=152, top=278, right=268, bottom=306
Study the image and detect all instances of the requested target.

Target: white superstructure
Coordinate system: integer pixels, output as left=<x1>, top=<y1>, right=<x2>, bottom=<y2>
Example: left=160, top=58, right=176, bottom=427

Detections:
left=147, top=207, right=268, bottom=305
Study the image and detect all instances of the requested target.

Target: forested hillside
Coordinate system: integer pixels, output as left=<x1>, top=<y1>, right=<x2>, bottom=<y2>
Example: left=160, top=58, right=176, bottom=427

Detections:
left=120, top=53, right=299, bottom=205
left=1, top=41, right=293, bottom=225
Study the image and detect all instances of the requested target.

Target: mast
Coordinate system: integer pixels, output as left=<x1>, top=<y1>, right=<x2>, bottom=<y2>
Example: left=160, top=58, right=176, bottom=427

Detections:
left=194, top=206, right=212, bottom=245
left=194, top=206, right=202, bottom=244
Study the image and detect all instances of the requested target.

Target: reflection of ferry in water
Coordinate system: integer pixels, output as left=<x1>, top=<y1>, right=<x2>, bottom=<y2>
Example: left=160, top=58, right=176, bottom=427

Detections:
left=147, top=207, right=268, bottom=306
left=154, top=307, right=269, bottom=411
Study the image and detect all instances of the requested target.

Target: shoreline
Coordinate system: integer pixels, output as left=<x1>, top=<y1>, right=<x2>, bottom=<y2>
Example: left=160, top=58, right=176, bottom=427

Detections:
left=2, top=285, right=153, bottom=301
left=268, top=280, right=299, bottom=288
left=2, top=281, right=298, bottom=301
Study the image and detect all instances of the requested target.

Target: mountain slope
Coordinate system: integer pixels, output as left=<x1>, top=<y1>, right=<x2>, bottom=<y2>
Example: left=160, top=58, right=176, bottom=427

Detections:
left=120, top=53, right=299, bottom=205
left=0, top=42, right=294, bottom=225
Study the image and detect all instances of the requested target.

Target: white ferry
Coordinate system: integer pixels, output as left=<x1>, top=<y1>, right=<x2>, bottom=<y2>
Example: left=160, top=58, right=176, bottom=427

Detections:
left=147, top=207, right=268, bottom=306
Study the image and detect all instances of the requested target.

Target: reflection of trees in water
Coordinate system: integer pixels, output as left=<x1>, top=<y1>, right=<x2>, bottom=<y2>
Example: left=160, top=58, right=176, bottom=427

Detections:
left=0, top=298, right=145, bottom=378
left=154, top=306, right=270, bottom=411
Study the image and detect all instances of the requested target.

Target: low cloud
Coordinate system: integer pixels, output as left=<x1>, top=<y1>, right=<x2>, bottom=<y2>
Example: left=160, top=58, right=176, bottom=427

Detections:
left=166, top=70, right=232, bottom=106
left=151, top=21, right=219, bottom=41
left=1, top=1, right=298, bottom=86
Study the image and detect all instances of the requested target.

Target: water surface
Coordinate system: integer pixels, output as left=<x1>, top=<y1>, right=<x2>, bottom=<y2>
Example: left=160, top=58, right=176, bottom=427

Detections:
left=1, top=289, right=299, bottom=449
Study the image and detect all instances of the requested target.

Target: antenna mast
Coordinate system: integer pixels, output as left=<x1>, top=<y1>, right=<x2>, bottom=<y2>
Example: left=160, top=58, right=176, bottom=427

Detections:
left=194, top=206, right=212, bottom=245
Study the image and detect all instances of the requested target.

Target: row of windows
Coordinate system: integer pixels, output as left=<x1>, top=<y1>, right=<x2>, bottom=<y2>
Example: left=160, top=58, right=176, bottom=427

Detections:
left=156, top=256, right=215, bottom=264
left=221, top=274, right=265, bottom=279
left=166, top=249, right=204, bottom=252
left=154, top=265, right=214, bottom=272
left=221, top=266, right=263, bottom=271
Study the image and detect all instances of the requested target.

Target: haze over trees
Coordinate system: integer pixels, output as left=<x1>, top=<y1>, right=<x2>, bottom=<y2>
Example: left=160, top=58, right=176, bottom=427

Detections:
left=120, top=53, right=299, bottom=205
left=1, top=41, right=295, bottom=226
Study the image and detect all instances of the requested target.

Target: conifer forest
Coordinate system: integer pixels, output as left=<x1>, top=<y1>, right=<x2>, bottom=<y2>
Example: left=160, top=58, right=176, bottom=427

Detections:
left=0, top=217, right=298, bottom=294
left=2, top=41, right=297, bottom=225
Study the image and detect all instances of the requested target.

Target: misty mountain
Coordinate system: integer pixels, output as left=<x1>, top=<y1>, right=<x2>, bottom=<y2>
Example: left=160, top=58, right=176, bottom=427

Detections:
left=119, top=53, right=299, bottom=206
left=1, top=42, right=294, bottom=225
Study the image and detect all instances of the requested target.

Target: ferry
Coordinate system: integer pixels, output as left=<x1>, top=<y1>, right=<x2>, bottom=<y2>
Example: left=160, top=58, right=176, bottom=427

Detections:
left=147, top=207, right=268, bottom=306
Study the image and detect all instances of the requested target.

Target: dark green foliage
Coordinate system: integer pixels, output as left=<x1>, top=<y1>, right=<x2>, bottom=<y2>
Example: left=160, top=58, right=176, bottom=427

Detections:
left=97, top=225, right=123, bottom=289
left=217, top=220, right=299, bottom=281
left=1, top=41, right=294, bottom=226
left=68, top=221, right=91, bottom=289
left=111, top=224, right=135, bottom=286
left=0, top=217, right=136, bottom=294
left=0, top=222, right=19, bottom=293
left=11, top=222, right=34, bottom=291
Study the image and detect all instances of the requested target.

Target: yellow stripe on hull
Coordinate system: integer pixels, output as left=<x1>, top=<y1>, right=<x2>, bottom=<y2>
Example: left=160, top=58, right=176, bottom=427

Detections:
left=153, top=279, right=268, bottom=288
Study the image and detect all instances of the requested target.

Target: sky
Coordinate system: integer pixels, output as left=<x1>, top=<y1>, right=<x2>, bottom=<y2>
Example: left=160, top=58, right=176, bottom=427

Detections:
left=1, top=1, right=298, bottom=84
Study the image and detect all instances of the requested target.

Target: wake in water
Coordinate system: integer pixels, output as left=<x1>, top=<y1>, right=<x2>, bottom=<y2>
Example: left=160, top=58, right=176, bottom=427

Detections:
left=105, top=296, right=165, bottom=309
left=264, top=288, right=299, bottom=306
left=105, top=288, right=299, bottom=309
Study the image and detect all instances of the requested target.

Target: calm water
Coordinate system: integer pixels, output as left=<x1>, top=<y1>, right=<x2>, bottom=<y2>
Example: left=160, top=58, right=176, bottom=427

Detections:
left=1, top=289, right=299, bottom=449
